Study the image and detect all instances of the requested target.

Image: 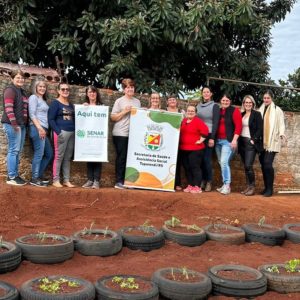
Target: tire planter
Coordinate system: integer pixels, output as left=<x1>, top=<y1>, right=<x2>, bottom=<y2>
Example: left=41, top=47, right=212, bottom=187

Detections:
left=152, top=267, right=212, bottom=300
left=204, top=224, right=245, bottom=245
left=119, top=226, right=165, bottom=252
left=208, top=264, right=267, bottom=298
left=95, top=274, right=159, bottom=299
left=15, top=233, right=74, bottom=264
left=0, top=241, right=21, bottom=273
left=20, top=275, right=95, bottom=300
left=242, top=223, right=285, bottom=246
left=258, top=264, right=300, bottom=293
left=162, top=225, right=206, bottom=247
left=72, top=229, right=122, bottom=256
left=283, top=223, right=300, bottom=243
left=0, top=281, right=19, bottom=300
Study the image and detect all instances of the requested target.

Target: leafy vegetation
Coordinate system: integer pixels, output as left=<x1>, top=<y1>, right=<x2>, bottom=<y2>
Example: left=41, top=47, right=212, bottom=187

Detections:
left=112, top=276, right=139, bottom=290
left=0, top=0, right=296, bottom=99
left=38, top=277, right=80, bottom=294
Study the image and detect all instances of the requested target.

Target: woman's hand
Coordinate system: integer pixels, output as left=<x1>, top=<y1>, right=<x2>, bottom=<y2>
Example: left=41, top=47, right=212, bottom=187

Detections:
left=230, top=140, right=238, bottom=150
left=38, top=127, right=46, bottom=139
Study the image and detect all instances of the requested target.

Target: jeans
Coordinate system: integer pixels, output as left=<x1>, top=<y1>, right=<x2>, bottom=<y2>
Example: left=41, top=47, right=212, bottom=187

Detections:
left=215, top=139, right=235, bottom=184
left=87, top=162, right=102, bottom=181
left=201, top=139, right=214, bottom=182
left=181, top=149, right=204, bottom=187
left=2, top=123, right=26, bottom=178
left=113, top=136, right=129, bottom=184
left=259, top=151, right=276, bottom=192
left=29, top=125, right=53, bottom=179
left=239, top=137, right=257, bottom=187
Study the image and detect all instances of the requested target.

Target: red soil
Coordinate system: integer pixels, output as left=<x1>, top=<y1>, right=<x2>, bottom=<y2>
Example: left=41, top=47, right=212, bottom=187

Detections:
left=0, top=182, right=300, bottom=299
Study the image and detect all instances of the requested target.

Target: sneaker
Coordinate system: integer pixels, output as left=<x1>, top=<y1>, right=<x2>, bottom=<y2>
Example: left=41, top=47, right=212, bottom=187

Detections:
left=6, top=176, right=27, bottom=186
left=30, top=178, right=47, bottom=187
left=175, top=186, right=182, bottom=191
left=92, top=181, right=100, bottom=189
left=190, top=186, right=202, bottom=194
left=52, top=181, right=63, bottom=188
left=220, top=184, right=231, bottom=195
left=82, top=180, right=93, bottom=188
left=216, top=184, right=225, bottom=193
left=200, top=181, right=206, bottom=189
left=40, top=177, right=50, bottom=184
left=205, top=182, right=212, bottom=192
left=114, top=182, right=125, bottom=189
left=183, top=185, right=193, bottom=193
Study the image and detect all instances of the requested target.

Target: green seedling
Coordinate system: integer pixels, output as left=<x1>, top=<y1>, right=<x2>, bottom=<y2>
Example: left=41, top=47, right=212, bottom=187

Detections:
left=112, top=276, right=139, bottom=290
left=103, top=226, right=109, bottom=238
left=182, top=267, right=189, bottom=280
left=37, top=232, right=47, bottom=242
left=140, top=219, right=154, bottom=233
left=0, top=235, right=3, bottom=248
left=186, top=224, right=202, bottom=232
left=171, top=268, right=176, bottom=280
left=165, top=216, right=181, bottom=228
left=285, top=259, right=300, bottom=273
left=266, top=265, right=280, bottom=273
left=258, top=216, right=265, bottom=227
left=39, top=277, right=80, bottom=294
left=82, top=221, right=95, bottom=235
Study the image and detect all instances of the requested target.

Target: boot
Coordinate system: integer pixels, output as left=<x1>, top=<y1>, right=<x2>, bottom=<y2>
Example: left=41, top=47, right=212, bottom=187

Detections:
left=245, top=186, right=255, bottom=196
left=241, top=186, right=250, bottom=194
left=260, top=170, right=267, bottom=195
left=205, top=181, right=212, bottom=192
left=263, top=170, right=274, bottom=197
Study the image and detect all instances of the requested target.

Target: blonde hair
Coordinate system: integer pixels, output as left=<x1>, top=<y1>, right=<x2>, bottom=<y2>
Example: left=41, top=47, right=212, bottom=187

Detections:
left=148, top=92, right=161, bottom=109
left=241, top=95, right=256, bottom=112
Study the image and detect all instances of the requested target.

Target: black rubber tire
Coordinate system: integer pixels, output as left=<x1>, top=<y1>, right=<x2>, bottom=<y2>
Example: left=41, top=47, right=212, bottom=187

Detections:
left=162, top=225, right=206, bottom=247
left=15, top=234, right=74, bottom=264
left=20, top=275, right=95, bottom=300
left=242, top=223, right=286, bottom=246
left=204, top=224, right=245, bottom=245
left=151, top=267, right=212, bottom=300
left=258, top=264, right=300, bottom=293
left=208, top=264, right=267, bottom=298
left=95, top=274, right=159, bottom=300
left=0, top=281, right=19, bottom=300
left=0, top=241, right=22, bottom=274
left=283, top=223, right=300, bottom=243
left=72, top=229, right=122, bottom=256
left=119, top=226, right=165, bottom=252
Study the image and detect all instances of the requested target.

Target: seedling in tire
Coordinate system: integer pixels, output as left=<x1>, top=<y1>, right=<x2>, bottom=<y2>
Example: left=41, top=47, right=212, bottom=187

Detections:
left=285, top=259, right=300, bottom=273
left=258, top=216, right=265, bottom=227
left=165, top=216, right=181, bottom=228
left=266, top=265, right=280, bottom=273
left=82, top=221, right=95, bottom=235
left=140, top=219, right=154, bottom=234
left=38, top=277, right=80, bottom=294
left=37, top=232, right=47, bottom=242
left=112, top=276, right=139, bottom=289
left=103, top=226, right=109, bottom=238
left=0, top=235, right=3, bottom=248
left=182, top=267, right=189, bottom=280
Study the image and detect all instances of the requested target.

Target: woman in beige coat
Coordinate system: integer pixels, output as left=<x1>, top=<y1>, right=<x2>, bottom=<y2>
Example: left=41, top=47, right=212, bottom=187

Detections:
left=258, top=90, right=286, bottom=197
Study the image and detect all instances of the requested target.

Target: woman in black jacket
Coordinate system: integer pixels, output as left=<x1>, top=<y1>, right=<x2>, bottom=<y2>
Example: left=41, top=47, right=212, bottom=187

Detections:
left=238, top=95, right=263, bottom=196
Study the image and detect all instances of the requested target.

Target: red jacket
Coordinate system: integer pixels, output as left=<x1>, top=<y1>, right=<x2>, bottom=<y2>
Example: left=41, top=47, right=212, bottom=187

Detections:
left=179, top=116, right=209, bottom=150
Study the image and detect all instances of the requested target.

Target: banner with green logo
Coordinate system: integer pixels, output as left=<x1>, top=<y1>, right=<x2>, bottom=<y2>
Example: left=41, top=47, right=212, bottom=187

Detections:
left=124, top=108, right=183, bottom=191
left=74, top=105, right=109, bottom=162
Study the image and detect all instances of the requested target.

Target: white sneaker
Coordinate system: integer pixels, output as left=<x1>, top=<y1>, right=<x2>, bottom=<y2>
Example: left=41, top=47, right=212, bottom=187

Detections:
left=216, top=184, right=225, bottom=193
left=221, top=184, right=231, bottom=195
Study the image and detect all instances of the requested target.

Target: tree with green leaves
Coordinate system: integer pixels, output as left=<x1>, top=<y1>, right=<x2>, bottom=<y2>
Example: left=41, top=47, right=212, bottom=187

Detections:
left=0, top=0, right=296, bottom=99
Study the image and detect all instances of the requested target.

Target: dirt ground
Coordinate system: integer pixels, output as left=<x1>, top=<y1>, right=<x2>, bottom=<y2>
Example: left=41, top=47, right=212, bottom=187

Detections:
left=0, top=182, right=300, bottom=299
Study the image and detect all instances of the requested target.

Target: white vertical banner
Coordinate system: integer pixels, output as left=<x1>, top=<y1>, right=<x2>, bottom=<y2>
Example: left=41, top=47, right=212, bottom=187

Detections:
left=124, top=108, right=183, bottom=191
left=74, top=105, right=109, bottom=162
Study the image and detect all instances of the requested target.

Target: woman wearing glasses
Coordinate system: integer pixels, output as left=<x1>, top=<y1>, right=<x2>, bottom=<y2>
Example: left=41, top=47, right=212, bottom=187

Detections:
left=48, top=83, right=75, bottom=188
left=238, top=95, right=263, bottom=196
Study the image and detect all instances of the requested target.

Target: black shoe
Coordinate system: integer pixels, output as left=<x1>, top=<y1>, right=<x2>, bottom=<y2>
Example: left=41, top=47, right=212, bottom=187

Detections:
left=6, top=176, right=27, bottom=186
left=263, top=190, right=273, bottom=197
left=260, top=189, right=266, bottom=195
left=30, top=178, right=48, bottom=187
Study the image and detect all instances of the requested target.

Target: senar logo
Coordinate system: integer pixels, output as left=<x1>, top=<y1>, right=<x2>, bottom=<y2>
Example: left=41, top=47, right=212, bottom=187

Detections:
left=76, top=130, right=85, bottom=138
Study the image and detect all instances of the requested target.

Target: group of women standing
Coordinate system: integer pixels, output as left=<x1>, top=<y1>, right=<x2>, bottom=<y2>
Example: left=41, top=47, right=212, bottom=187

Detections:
left=1, top=72, right=286, bottom=196
left=1, top=70, right=103, bottom=189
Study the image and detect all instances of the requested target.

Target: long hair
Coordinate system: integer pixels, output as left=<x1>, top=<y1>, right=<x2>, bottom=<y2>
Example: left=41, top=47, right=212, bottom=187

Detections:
left=85, top=85, right=102, bottom=105
left=241, top=95, right=256, bottom=112
left=31, top=76, right=48, bottom=101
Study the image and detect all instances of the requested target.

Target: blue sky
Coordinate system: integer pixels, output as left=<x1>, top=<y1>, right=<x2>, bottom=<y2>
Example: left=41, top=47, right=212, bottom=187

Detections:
left=268, top=1, right=300, bottom=82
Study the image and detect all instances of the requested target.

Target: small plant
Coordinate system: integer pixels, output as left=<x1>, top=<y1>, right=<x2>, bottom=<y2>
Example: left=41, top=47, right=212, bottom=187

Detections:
left=171, top=268, right=175, bottom=280
left=112, top=276, right=139, bottom=290
left=165, top=216, right=181, bottom=228
left=140, top=219, right=154, bottom=233
left=258, top=216, right=265, bottom=227
left=181, top=267, right=189, bottom=280
left=186, top=224, right=201, bottom=232
left=37, top=232, right=47, bottom=242
left=266, top=265, right=280, bottom=273
left=0, top=235, right=3, bottom=248
left=38, top=277, right=80, bottom=294
left=103, top=226, right=109, bottom=238
left=285, top=259, right=300, bottom=273
left=82, top=221, right=95, bottom=235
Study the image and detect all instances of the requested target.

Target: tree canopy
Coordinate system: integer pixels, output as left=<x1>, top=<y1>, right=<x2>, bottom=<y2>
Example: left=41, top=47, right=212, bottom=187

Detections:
left=0, top=0, right=297, bottom=98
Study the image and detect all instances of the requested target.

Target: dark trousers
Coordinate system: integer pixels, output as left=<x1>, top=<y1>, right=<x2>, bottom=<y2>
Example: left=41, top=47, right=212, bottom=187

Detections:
left=259, top=150, right=276, bottom=192
left=201, top=139, right=214, bottom=182
left=181, top=149, right=204, bottom=187
left=239, top=137, right=257, bottom=187
left=113, top=136, right=129, bottom=183
left=87, top=162, right=102, bottom=181
left=175, top=149, right=182, bottom=187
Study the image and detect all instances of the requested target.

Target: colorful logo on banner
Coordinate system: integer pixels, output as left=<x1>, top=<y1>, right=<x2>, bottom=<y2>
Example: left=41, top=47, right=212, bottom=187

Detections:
left=77, top=130, right=85, bottom=138
left=144, top=132, right=162, bottom=150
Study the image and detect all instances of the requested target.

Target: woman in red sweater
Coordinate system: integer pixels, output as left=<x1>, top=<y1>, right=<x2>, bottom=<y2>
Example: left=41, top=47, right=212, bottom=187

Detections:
left=179, top=105, right=209, bottom=193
